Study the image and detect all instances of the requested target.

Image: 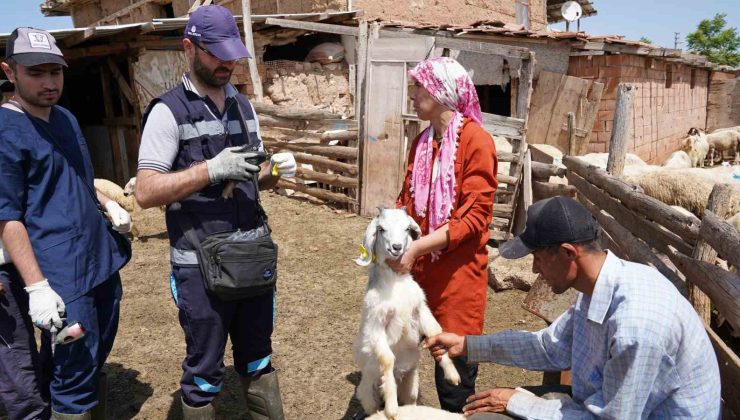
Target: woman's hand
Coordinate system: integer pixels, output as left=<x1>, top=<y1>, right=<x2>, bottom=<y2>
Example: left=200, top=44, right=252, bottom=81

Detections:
left=386, top=241, right=419, bottom=274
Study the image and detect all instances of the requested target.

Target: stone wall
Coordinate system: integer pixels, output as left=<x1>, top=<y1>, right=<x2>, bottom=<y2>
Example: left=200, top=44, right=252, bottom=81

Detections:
left=569, top=54, right=709, bottom=164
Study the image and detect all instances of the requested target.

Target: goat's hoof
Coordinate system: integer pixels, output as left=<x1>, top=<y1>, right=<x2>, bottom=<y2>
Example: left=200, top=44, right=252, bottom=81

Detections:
left=445, top=370, right=461, bottom=386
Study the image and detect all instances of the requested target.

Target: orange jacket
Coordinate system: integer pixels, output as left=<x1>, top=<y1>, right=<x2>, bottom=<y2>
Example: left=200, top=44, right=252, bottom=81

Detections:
left=397, top=119, right=498, bottom=335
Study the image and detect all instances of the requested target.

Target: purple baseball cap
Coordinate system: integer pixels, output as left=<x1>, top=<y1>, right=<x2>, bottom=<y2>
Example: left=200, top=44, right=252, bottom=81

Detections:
left=6, top=27, right=67, bottom=67
left=184, top=5, right=251, bottom=61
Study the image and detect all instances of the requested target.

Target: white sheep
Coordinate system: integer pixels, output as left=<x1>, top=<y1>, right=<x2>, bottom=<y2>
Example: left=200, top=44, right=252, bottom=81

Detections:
left=366, top=405, right=464, bottom=420
left=705, top=129, right=740, bottom=165
left=354, top=208, right=460, bottom=420
left=661, top=150, right=692, bottom=168
left=623, top=167, right=740, bottom=217
left=680, top=131, right=709, bottom=168
left=577, top=153, right=661, bottom=177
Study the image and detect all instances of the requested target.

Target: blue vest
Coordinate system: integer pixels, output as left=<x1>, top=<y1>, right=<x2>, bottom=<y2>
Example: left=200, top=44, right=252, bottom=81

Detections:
left=143, top=84, right=263, bottom=258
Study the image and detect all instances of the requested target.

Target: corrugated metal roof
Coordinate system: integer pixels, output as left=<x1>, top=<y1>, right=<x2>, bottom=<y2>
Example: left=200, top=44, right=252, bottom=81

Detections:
left=0, top=11, right=359, bottom=49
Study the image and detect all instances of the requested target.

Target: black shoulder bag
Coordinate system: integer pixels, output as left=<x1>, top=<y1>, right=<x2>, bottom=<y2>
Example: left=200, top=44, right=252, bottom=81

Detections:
left=10, top=101, right=132, bottom=264
left=172, top=173, right=278, bottom=300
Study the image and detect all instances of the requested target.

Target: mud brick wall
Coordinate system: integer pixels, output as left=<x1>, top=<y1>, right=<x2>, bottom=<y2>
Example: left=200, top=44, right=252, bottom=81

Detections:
left=569, top=54, right=709, bottom=164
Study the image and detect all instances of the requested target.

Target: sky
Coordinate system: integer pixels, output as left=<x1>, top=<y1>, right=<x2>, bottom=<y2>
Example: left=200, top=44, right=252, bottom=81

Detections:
left=0, top=0, right=738, bottom=50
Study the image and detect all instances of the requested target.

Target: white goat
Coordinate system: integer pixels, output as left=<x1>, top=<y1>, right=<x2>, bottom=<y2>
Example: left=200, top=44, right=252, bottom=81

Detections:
left=366, top=405, right=464, bottom=420
left=94, top=178, right=138, bottom=213
left=680, top=131, right=709, bottom=168
left=354, top=208, right=460, bottom=420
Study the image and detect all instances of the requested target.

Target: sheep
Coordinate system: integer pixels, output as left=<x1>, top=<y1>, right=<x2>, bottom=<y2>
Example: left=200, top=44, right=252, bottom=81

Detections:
left=623, top=167, right=740, bottom=217
left=705, top=129, right=740, bottom=165
left=94, top=178, right=138, bottom=213
left=577, top=153, right=661, bottom=177
left=680, top=131, right=710, bottom=168
left=661, top=150, right=692, bottom=169
left=353, top=207, right=460, bottom=420
left=366, top=405, right=464, bottom=420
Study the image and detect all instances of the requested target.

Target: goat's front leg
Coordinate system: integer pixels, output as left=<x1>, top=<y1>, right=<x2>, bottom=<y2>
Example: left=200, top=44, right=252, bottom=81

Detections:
left=357, top=364, right=381, bottom=415
left=418, top=305, right=461, bottom=386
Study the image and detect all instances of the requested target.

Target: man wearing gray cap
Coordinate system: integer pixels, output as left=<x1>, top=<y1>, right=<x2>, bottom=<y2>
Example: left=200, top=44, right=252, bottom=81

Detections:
left=135, top=5, right=293, bottom=419
left=424, top=196, right=721, bottom=419
left=0, top=27, right=132, bottom=419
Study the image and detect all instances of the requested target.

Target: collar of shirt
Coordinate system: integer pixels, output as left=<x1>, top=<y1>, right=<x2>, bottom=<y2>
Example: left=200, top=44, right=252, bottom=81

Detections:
left=585, top=250, right=619, bottom=325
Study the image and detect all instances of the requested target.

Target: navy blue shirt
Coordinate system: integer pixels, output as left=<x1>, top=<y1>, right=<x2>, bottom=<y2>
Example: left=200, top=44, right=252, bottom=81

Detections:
left=0, top=105, right=129, bottom=302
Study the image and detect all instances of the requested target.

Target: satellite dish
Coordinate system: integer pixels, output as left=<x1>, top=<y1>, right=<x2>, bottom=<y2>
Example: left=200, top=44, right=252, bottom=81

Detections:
left=561, top=1, right=583, bottom=22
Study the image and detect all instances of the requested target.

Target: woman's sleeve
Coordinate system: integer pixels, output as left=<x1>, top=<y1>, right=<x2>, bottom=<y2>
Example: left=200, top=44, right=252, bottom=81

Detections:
left=446, top=127, right=498, bottom=251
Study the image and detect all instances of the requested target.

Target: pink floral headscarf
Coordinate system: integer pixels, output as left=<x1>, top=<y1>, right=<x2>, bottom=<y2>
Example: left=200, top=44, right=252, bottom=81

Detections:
left=408, top=57, right=482, bottom=247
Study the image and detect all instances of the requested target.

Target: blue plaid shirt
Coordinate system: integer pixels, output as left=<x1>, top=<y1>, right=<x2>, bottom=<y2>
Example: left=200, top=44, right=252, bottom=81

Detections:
left=467, top=251, right=721, bottom=419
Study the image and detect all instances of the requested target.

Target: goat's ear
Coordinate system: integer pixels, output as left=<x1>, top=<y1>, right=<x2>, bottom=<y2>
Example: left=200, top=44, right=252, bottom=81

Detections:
left=407, top=215, right=422, bottom=240
left=355, top=217, right=378, bottom=266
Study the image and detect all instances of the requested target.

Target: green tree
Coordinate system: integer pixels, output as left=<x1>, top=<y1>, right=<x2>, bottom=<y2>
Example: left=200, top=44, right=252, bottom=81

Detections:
left=686, top=13, right=740, bottom=66
left=639, top=37, right=653, bottom=44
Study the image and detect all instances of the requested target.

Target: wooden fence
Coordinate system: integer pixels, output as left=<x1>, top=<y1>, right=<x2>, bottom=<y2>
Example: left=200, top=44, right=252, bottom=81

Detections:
left=563, top=155, right=740, bottom=417
left=254, top=102, right=359, bottom=207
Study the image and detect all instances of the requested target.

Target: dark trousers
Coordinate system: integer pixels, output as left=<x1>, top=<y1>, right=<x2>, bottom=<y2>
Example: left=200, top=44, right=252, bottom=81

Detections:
left=0, top=265, right=52, bottom=420
left=434, top=355, right=479, bottom=413
left=171, top=267, right=275, bottom=408
left=51, top=274, right=122, bottom=414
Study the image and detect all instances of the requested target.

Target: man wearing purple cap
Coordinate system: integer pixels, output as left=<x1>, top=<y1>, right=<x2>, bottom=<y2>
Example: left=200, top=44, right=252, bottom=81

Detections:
left=0, top=27, right=132, bottom=419
left=424, top=196, right=720, bottom=419
left=135, top=6, right=293, bottom=419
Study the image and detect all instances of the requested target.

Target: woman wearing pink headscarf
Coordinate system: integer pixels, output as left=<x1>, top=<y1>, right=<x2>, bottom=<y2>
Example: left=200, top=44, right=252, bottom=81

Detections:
left=388, top=57, right=498, bottom=412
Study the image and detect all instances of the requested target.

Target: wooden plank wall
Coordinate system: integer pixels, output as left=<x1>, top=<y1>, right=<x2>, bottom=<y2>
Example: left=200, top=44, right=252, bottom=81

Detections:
left=706, top=72, right=740, bottom=132
left=528, top=71, right=604, bottom=155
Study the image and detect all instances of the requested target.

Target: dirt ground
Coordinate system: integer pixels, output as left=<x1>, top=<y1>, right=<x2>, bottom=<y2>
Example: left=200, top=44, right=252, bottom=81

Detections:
left=2, top=194, right=546, bottom=419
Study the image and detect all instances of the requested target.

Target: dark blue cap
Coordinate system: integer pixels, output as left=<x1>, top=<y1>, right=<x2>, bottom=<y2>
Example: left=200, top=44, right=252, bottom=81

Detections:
left=184, top=5, right=251, bottom=61
left=499, top=196, right=600, bottom=259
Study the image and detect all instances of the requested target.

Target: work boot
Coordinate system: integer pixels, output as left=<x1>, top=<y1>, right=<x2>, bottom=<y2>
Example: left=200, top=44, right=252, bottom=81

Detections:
left=240, top=370, right=285, bottom=420
left=90, top=371, right=107, bottom=420
left=52, top=411, right=91, bottom=419
left=181, top=398, right=215, bottom=420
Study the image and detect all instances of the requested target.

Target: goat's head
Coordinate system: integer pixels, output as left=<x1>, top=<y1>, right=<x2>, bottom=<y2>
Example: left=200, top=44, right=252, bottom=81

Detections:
left=354, top=206, right=421, bottom=267
left=123, top=177, right=137, bottom=197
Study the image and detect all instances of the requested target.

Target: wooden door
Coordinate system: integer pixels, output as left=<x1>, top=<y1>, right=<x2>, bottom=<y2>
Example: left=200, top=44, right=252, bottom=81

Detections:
left=359, top=36, right=434, bottom=216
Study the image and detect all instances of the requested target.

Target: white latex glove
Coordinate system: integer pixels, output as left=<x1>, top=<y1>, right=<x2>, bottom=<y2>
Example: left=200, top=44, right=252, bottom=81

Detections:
left=105, top=201, right=132, bottom=233
left=270, top=152, right=297, bottom=178
left=25, top=280, right=65, bottom=330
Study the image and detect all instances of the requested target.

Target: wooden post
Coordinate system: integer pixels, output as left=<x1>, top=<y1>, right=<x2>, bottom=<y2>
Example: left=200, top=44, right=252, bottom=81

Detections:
left=567, top=112, right=576, bottom=156
left=606, top=84, right=635, bottom=176
left=241, top=0, right=263, bottom=101
left=690, top=183, right=734, bottom=323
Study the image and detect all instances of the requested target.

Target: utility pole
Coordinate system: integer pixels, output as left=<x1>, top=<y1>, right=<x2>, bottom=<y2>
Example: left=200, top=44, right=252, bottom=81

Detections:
left=674, top=32, right=681, bottom=49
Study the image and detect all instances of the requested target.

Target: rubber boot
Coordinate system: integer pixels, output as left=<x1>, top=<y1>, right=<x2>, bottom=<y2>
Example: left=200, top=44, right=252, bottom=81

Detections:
left=52, top=411, right=91, bottom=419
left=90, top=371, right=107, bottom=420
left=181, top=398, right=215, bottom=420
left=240, top=370, right=285, bottom=420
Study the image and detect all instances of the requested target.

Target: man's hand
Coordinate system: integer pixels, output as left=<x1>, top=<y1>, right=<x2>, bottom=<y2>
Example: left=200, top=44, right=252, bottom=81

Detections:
left=206, top=146, right=262, bottom=183
left=104, top=201, right=132, bottom=233
left=386, top=241, right=419, bottom=274
left=270, top=152, right=297, bottom=178
left=25, top=280, right=65, bottom=330
left=463, top=388, right=517, bottom=415
left=423, top=332, right=466, bottom=361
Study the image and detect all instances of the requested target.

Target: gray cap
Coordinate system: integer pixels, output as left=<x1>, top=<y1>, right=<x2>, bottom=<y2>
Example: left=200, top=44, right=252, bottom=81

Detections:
left=5, top=27, right=67, bottom=67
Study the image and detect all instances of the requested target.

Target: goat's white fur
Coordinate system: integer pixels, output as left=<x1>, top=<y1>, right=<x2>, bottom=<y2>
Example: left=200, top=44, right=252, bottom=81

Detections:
left=353, top=208, right=460, bottom=420
left=365, top=405, right=464, bottom=420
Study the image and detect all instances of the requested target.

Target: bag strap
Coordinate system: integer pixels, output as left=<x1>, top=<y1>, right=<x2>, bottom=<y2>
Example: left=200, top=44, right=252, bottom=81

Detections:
left=9, top=100, right=104, bottom=212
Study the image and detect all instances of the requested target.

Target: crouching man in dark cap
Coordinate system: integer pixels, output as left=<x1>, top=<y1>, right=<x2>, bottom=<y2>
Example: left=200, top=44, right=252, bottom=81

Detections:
left=425, top=196, right=721, bottom=419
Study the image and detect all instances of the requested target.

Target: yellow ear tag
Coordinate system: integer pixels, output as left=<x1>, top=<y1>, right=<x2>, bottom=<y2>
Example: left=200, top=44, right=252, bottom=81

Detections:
left=271, top=164, right=280, bottom=177
left=359, top=245, right=369, bottom=259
